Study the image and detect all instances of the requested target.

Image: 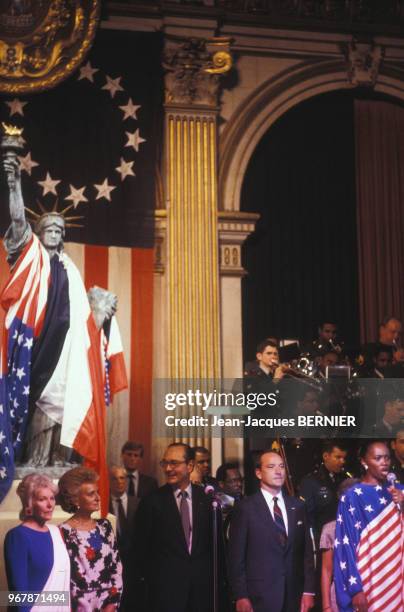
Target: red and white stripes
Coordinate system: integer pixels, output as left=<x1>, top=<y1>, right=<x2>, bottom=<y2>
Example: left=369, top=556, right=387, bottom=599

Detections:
left=357, top=502, right=404, bottom=611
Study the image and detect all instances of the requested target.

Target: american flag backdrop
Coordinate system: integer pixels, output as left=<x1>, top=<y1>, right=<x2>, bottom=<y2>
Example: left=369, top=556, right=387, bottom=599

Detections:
left=0, top=29, right=162, bottom=504
left=334, top=483, right=404, bottom=611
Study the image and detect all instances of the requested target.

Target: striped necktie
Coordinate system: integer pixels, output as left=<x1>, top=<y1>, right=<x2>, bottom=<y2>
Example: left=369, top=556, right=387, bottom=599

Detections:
left=178, top=490, right=191, bottom=551
left=273, top=496, right=287, bottom=546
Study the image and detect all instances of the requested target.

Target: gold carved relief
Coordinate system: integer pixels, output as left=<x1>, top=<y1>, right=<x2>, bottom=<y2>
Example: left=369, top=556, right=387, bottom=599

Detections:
left=0, top=0, right=100, bottom=94
left=163, top=36, right=232, bottom=107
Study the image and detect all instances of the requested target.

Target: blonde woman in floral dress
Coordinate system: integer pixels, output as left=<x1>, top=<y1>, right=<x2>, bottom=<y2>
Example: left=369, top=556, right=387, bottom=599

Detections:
left=58, top=467, right=122, bottom=612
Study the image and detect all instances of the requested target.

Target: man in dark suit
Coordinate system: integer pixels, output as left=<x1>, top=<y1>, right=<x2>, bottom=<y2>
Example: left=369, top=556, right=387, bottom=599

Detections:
left=228, top=450, right=315, bottom=612
left=109, top=465, right=140, bottom=611
left=121, top=440, right=158, bottom=498
left=133, top=443, right=219, bottom=612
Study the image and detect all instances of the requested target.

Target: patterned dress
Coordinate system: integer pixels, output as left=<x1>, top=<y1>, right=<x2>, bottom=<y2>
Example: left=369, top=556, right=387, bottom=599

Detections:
left=334, top=483, right=404, bottom=612
left=60, top=519, right=122, bottom=611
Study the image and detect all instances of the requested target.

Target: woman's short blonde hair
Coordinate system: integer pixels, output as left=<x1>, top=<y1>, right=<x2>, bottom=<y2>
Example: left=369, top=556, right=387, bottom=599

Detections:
left=57, top=467, right=98, bottom=513
left=16, top=473, right=57, bottom=521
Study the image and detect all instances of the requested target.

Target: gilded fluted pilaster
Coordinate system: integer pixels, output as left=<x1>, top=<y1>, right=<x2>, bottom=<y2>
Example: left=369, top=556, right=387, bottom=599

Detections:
left=164, top=36, right=231, bottom=445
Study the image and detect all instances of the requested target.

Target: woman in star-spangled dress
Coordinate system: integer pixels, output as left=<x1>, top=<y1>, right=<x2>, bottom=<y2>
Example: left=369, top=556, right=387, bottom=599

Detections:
left=333, top=440, right=404, bottom=612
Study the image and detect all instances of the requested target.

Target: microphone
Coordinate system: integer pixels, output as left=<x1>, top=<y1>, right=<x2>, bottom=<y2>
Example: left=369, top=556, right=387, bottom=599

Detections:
left=204, top=485, right=235, bottom=510
left=387, top=472, right=401, bottom=512
left=387, top=472, right=397, bottom=487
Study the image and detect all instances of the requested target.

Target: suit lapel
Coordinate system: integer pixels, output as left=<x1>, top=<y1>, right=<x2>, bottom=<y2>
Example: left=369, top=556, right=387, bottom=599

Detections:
left=256, top=490, right=292, bottom=551
left=255, top=490, right=279, bottom=537
left=163, top=485, right=190, bottom=554
left=137, top=473, right=144, bottom=498
left=127, top=495, right=138, bottom=523
left=284, top=495, right=296, bottom=551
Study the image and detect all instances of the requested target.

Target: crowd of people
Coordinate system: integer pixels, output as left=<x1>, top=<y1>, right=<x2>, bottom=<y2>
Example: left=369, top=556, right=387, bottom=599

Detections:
left=244, top=317, right=404, bottom=433
left=3, top=435, right=404, bottom=612
left=3, top=317, right=404, bottom=611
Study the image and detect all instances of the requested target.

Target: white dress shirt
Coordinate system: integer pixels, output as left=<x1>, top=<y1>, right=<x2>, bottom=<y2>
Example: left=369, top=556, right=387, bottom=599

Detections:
left=112, top=491, right=128, bottom=515
left=111, top=491, right=128, bottom=535
left=261, top=488, right=288, bottom=534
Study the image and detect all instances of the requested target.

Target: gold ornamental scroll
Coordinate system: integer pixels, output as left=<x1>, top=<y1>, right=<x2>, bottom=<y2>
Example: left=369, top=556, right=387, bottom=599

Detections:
left=164, top=36, right=232, bottom=447
left=0, top=0, right=100, bottom=94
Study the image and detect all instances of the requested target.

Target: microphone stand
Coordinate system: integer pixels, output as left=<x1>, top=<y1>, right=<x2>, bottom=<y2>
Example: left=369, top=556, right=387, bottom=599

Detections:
left=212, top=497, right=219, bottom=612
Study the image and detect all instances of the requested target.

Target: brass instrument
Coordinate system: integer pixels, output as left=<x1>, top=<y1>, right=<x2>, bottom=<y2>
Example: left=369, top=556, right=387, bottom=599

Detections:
left=277, top=356, right=323, bottom=392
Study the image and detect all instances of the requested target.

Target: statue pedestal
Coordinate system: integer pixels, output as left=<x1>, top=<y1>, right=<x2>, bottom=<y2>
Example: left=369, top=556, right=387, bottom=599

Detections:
left=0, top=479, right=115, bottom=592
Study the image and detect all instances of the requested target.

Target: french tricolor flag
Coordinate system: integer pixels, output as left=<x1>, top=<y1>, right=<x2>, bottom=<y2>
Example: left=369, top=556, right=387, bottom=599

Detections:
left=0, top=235, right=128, bottom=515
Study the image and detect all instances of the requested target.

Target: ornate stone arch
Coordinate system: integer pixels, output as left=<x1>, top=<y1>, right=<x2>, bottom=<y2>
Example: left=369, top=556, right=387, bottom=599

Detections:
left=219, top=57, right=404, bottom=212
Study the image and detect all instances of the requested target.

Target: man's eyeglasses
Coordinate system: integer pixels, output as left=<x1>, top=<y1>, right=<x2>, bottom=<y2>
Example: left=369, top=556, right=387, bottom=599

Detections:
left=159, top=460, right=187, bottom=468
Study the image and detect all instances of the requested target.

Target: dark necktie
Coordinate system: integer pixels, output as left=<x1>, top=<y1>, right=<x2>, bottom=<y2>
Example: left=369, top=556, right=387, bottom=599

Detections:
left=116, top=497, right=126, bottom=538
left=273, top=496, right=287, bottom=547
left=127, top=473, right=135, bottom=496
left=178, top=490, right=191, bottom=551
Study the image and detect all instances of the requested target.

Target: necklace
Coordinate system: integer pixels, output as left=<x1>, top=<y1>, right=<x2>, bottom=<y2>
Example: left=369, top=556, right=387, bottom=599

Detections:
left=69, top=516, right=96, bottom=531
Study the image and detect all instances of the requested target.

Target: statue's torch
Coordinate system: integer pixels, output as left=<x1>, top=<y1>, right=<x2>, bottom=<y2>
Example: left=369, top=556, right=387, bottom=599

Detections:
left=1, top=123, right=24, bottom=190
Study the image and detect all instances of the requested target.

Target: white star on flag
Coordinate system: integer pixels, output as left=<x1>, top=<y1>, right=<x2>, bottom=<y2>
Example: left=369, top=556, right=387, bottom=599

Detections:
left=354, top=487, right=363, bottom=495
left=337, top=514, right=343, bottom=524
left=119, top=99, right=141, bottom=120
left=115, top=158, right=135, bottom=181
left=375, top=485, right=382, bottom=491
left=0, top=431, right=5, bottom=444
left=6, top=98, right=27, bottom=116
left=343, top=535, right=349, bottom=545
left=365, top=505, right=373, bottom=512
left=65, top=185, right=88, bottom=208
left=334, top=538, right=340, bottom=548
left=354, top=521, right=362, bottom=529
left=12, top=330, right=18, bottom=339
left=4, top=447, right=9, bottom=455
left=38, top=172, right=61, bottom=196
left=16, top=368, right=25, bottom=380
left=18, top=152, right=38, bottom=176
left=24, top=338, right=33, bottom=349
left=102, top=75, right=123, bottom=98
left=0, top=467, right=7, bottom=479
left=348, top=505, right=355, bottom=515
left=13, top=398, right=19, bottom=409
left=125, top=128, right=146, bottom=152
left=348, top=576, right=357, bottom=585
left=17, top=334, right=24, bottom=345
left=340, top=562, right=347, bottom=570
left=0, top=405, right=3, bottom=414
left=94, top=179, right=116, bottom=202
left=379, top=497, right=387, bottom=505
left=340, top=495, right=346, bottom=503
left=23, top=386, right=30, bottom=396
left=78, top=61, right=98, bottom=82
left=9, top=409, right=14, bottom=419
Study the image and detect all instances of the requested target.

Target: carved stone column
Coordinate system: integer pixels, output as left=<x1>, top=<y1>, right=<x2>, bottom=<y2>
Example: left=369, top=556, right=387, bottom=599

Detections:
left=163, top=35, right=231, bottom=447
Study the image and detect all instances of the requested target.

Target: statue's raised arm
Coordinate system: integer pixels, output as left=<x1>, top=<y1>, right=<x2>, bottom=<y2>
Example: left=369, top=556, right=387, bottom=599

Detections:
left=1, top=124, right=31, bottom=264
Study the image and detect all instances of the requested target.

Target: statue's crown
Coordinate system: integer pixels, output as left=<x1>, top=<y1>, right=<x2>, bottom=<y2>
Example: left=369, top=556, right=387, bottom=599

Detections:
left=26, top=199, right=84, bottom=232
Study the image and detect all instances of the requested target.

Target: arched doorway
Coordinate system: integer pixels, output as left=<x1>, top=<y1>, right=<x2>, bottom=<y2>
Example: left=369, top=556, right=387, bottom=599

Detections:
left=240, top=89, right=404, bottom=362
